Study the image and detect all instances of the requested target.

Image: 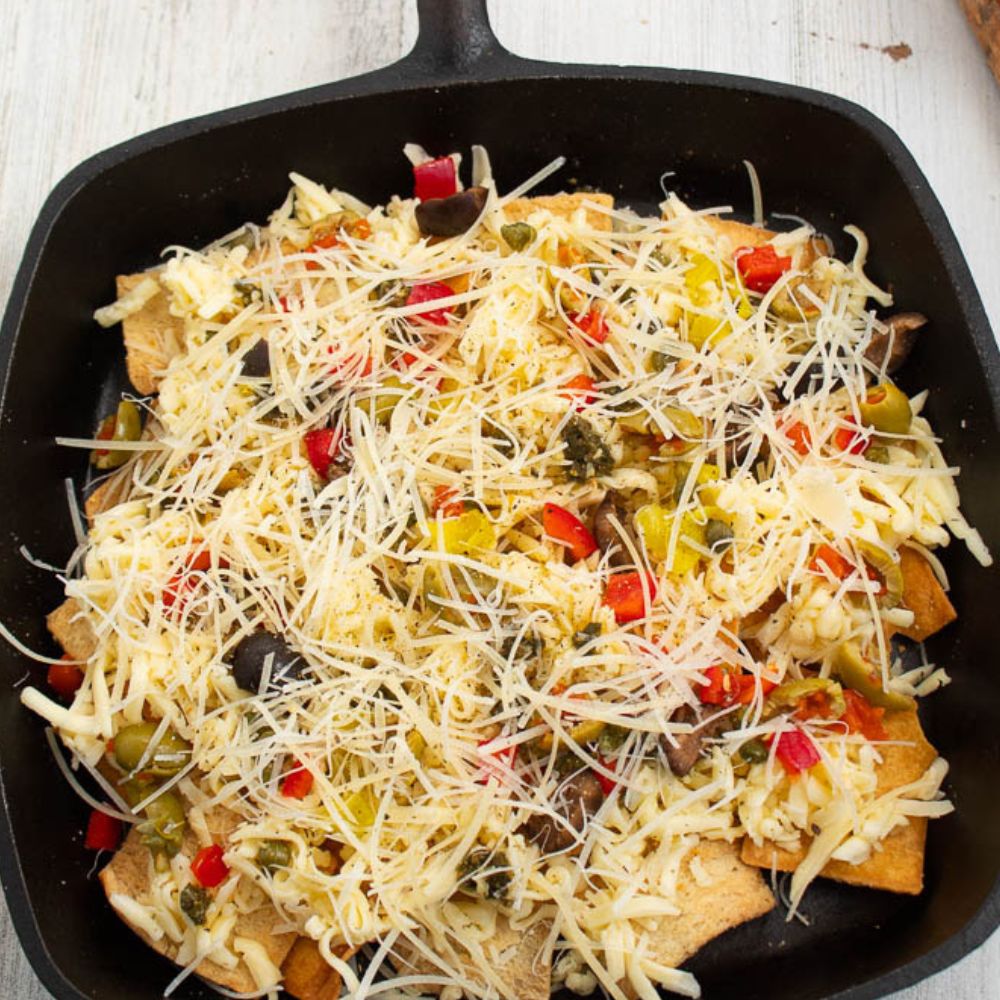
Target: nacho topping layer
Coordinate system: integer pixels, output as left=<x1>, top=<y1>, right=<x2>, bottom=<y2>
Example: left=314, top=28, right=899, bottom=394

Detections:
left=23, top=150, right=987, bottom=999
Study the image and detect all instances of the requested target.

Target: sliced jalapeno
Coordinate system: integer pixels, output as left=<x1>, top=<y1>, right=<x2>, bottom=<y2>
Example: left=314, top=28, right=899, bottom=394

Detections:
left=765, top=677, right=846, bottom=719
left=831, top=642, right=915, bottom=712
left=138, top=790, right=186, bottom=858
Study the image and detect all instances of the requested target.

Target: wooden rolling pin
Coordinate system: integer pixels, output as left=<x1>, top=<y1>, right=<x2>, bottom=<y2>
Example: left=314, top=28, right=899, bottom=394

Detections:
left=961, top=0, right=1000, bottom=82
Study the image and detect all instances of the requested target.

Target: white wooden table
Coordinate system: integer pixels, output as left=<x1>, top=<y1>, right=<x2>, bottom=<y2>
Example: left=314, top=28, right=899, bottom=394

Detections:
left=0, top=1, right=997, bottom=997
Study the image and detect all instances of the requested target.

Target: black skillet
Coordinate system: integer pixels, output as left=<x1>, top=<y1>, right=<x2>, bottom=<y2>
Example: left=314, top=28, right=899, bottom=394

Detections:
left=0, top=2, right=997, bottom=998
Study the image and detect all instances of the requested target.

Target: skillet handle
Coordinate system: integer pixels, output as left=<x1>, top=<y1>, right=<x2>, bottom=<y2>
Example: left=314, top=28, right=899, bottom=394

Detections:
left=406, top=0, right=510, bottom=76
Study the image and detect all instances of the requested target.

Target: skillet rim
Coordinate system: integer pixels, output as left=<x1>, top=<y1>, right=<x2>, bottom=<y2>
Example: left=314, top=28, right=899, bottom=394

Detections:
left=0, top=4, right=997, bottom=998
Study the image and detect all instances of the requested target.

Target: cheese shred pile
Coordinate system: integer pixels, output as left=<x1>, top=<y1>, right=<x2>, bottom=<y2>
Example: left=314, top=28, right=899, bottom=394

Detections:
left=20, top=151, right=985, bottom=1000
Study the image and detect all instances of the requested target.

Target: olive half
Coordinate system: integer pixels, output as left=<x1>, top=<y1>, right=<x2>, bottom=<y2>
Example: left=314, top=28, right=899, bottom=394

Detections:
left=231, top=630, right=306, bottom=692
left=415, top=186, right=488, bottom=237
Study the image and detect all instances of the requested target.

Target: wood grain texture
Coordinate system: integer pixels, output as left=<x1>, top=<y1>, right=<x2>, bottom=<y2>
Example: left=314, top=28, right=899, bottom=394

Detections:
left=0, top=1, right=997, bottom=998
left=961, top=0, right=1000, bottom=81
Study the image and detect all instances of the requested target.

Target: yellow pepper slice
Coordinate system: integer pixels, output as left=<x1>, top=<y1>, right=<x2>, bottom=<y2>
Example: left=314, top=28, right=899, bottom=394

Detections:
left=635, top=504, right=706, bottom=572
left=687, top=313, right=732, bottom=349
left=426, top=509, right=496, bottom=554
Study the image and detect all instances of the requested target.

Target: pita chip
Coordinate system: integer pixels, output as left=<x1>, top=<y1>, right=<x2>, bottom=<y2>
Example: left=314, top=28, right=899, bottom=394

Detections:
left=504, top=192, right=614, bottom=231
left=896, top=546, right=957, bottom=642
left=638, top=840, right=775, bottom=972
left=114, top=273, right=184, bottom=395
left=395, top=915, right=552, bottom=1000
left=47, top=598, right=97, bottom=660
left=99, top=808, right=296, bottom=994
left=741, top=710, right=939, bottom=894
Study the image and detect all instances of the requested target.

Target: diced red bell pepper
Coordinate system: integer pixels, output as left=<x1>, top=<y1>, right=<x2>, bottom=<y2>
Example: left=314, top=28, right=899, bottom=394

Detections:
left=542, top=503, right=598, bottom=562
left=772, top=728, right=821, bottom=774
left=809, top=543, right=853, bottom=580
left=602, top=571, right=658, bottom=624
left=163, top=548, right=226, bottom=611
left=567, top=309, right=609, bottom=345
left=304, top=427, right=342, bottom=481
left=594, top=757, right=618, bottom=796
left=476, top=738, right=517, bottom=784
left=47, top=654, right=84, bottom=700
left=736, top=674, right=778, bottom=705
left=432, top=485, right=465, bottom=518
left=328, top=349, right=374, bottom=381
left=84, top=809, right=122, bottom=852
left=735, top=244, right=792, bottom=293
left=413, top=156, right=459, bottom=201
left=406, top=282, right=454, bottom=326
left=841, top=688, right=887, bottom=741
left=783, top=420, right=812, bottom=456
left=832, top=417, right=869, bottom=455
left=561, top=373, right=597, bottom=410
left=698, top=665, right=737, bottom=706
left=191, top=844, right=230, bottom=888
left=93, top=414, right=115, bottom=463
left=700, top=666, right=777, bottom=706
left=280, top=760, right=314, bottom=799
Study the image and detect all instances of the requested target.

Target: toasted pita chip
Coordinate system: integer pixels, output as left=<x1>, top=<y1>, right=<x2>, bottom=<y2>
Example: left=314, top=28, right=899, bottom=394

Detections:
left=84, top=475, right=130, bottom=523
left=46, top=598, right=97, bottom=660
left=703, top=216, right=776, bottom=250
left=896, top=546, right=956, bottom=642
left=100, top=807, right=296, bottom=994
left=741, top=710, right=938, bottom=894
left=504, top=192, right=614, bottom=231
left=116, top=273, right=184, bottom=395
left=395, top=915, right=552, bottom=1000
left=282, top=938, right=359, bottom=1000
left=638, top=840, right=775, bottom=972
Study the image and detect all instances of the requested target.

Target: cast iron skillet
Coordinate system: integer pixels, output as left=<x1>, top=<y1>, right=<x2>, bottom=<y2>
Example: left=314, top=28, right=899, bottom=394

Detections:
left=0, top=2, right=997, bottom=998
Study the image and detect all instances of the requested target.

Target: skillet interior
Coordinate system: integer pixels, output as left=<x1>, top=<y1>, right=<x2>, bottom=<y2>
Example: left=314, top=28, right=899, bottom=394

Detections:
left=0, top=8, right=998, bottom=999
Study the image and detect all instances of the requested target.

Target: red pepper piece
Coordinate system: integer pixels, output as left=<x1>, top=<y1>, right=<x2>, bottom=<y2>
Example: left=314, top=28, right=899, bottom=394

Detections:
left=832, top=417, right=869, bottom=455
left=47, top=654, right=84, bottom=700
left=431, top=485, right=465, bottom=519
left=594, top=758, right=618, bottom=796
left=735, top=244, right=792, bottom=293
left=561, top=373, right=597, bottom=410
left=841, top=688, right=887, bottom=741
left=163, top=548, right=226, bottom=611
left=809, top=543, right=853, bottom=580
left=772, top=728, right=821, bottom=774
left=328, top=349, right=374, bottom=381
left=406, top=282, right=454, bottom=326
left=698, top=665, right=737, bottom=706
left=191, top=844, right=230, bottom=888
left=567, top=309, right=609, bottom=345
left=542, top=503, right=598, bottom=562
left=735, top=674, right=778, bottom=705
left=280, top=760, right=314, bottom=799
left=413, top=156, right=459, bottom=201
left=304, top=428, right=342, bottom=481
left=84, top=809, right=122, bottom=852
left=93, top=414, right=115, bottom=462
left=476, top=739, right=517, bottom=784
left=783, top=420, right=812, bottom=456
left=602, top=571, right=658, bottom=624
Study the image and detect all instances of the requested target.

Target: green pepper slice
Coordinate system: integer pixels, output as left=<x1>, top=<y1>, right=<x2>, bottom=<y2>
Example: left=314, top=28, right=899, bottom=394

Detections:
left=765, top=677, right=846, bottom=719
left=831, top=642, right=915, bottom=712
